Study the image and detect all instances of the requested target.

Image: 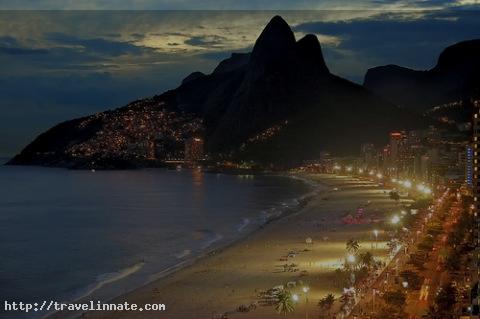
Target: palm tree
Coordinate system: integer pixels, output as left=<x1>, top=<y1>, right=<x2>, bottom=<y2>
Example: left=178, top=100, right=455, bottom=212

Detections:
left=387, top=239, right=399, bottom=255
left=318, top=294, right=335, bottom=317
left=346, top=238, right=360, bottom=254
left=333, top=268, right=345, bottom=287
left=359, top=251, right=374, bottom=270
left=275, top=290, right=295, bottom=316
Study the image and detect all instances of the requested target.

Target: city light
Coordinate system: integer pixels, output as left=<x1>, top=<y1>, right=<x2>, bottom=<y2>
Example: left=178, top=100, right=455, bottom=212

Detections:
left=346, top=166, right=352, bottom=172
left=303, top=286, right=310, bottom=293
left=376, top=173, right=383, bottom=179
left=423, top=187, right=432, bottom=195
left=391, top=178, right=397, bottom=183
left=359, top=168, right=364, bottom=174
left=417, top=184, right=425, bottom=191
left=391, top=215, right=400, bottom=224
left=292, top=294, right=299, bottom=302
left=401, top=210, right=407, bottom=216
left=373, top=229, right=379, bottom=238
left=347, top=254, right=356, bottom=263
left=403, top=180, right=412, bottom=188
left=369, top=170, right=374, bottom=176
left=333, top=165, right=341, bottom=170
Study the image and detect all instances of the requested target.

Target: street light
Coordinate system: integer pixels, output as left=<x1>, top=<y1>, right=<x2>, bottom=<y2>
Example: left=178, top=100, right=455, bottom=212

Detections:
left=373, top=229, right=379, bottom=249
left=416, top=184, right=425, bottom=192
left=402, top=281, right=409, bottom=294
left=346, top=254, right=356, bottom=287
left=292, top=293, right=299, bottom=302
left=391, top=215, right=400, bottom=225
left=347, top=254, right=356, bottom=263
left=302, top=286, right=310, bottom=319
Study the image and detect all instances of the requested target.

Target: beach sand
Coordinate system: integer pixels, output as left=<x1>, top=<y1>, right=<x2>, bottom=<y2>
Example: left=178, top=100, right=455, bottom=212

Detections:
left=69, top=174, right=411, bottom=319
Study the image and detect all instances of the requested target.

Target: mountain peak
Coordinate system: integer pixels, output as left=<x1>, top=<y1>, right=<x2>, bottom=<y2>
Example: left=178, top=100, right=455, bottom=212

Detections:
left=296, top=34, right=329, bottom=74
left=434, top=39, right=480, bottom=73
left=250, top=15, right=296, bottom=64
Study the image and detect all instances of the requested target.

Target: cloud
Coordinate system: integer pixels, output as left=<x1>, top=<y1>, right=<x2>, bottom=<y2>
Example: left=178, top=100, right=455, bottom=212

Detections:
left=0, top=0, right=478, bottom=9
left=184, top=35, right=226, bottom=48
left=0, top=46, right=49, bottom=55
left=0, top=36, right=49, bottom=55
left=45, top=32, right=147, bottom=57
left=293, top=10, right=480, bottom=80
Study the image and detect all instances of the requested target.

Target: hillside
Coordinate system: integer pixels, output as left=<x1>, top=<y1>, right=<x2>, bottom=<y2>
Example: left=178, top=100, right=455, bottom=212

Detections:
left=8, top=16, right=426, bottom=168
left=364, top=39, right=480, bottom=112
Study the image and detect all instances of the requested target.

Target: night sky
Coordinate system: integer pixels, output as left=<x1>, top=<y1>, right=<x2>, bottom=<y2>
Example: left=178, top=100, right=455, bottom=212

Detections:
left=0, top=1, right=479, bottom=156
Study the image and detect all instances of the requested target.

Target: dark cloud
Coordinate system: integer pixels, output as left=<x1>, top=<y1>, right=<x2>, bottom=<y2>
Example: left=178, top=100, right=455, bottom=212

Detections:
left=45, top=32, right=147, bottom=57
left=0, top=0, right=478, bottom=9
left=0, top=36, right=49, bottom=55
left=184, top=35, right=226, bottom=47
left=0, top=46, right=49, bottom=55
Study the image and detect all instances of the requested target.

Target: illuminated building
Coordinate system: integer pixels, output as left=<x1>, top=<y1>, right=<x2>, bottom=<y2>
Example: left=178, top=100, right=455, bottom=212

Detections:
left=467, top=144, right=474, bottom=188
left=473, top=102, right=479, bottom=317
left=388, top=131, right=407, bottom=175
left=184, top=137, right=204, bottom=162
left=360, top=143, right=376, bottom=168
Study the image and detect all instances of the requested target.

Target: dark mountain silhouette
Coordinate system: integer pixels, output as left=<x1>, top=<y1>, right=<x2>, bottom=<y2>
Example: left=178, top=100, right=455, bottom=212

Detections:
left=364, top=39, right=480, bottom=112
left=8, top=15, right=425, bottom=168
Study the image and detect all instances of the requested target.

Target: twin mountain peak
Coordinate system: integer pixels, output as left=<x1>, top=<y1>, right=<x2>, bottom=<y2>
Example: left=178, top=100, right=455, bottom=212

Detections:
left=8, top=16, right=479, bottom=168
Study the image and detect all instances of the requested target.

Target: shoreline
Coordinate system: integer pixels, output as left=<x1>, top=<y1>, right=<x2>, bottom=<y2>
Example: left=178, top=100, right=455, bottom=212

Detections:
left=45, top=171, right=323, bottom=319
left=54, top=173, right=409, bottom=319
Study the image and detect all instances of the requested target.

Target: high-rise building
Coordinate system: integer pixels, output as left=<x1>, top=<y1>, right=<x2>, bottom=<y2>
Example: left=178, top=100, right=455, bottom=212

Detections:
left=360, top=143, right=376, bottom=168
left=466, top=144, right=474, bottom=189
left=389, top=131, right=406, bottom=175
left=472, top=102, right=480, bottom=316
left=184, top=137, right=204, bottom=162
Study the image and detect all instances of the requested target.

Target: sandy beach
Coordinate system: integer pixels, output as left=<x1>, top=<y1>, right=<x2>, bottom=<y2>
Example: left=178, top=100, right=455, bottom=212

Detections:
left=66, top=174, right=411, bottom=319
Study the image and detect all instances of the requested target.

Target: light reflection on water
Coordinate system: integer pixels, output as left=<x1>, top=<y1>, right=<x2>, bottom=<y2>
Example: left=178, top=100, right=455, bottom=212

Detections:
left=0, top=166, right=311, bottom=318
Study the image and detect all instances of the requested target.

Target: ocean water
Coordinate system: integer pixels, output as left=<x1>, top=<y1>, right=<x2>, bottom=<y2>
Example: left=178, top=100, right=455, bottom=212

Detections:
left=0, top=164, right=314, bottom=318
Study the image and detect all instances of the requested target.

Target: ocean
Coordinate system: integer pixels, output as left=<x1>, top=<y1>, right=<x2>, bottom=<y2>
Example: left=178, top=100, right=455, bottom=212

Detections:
left=0, top=164, right=314, bottom=318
